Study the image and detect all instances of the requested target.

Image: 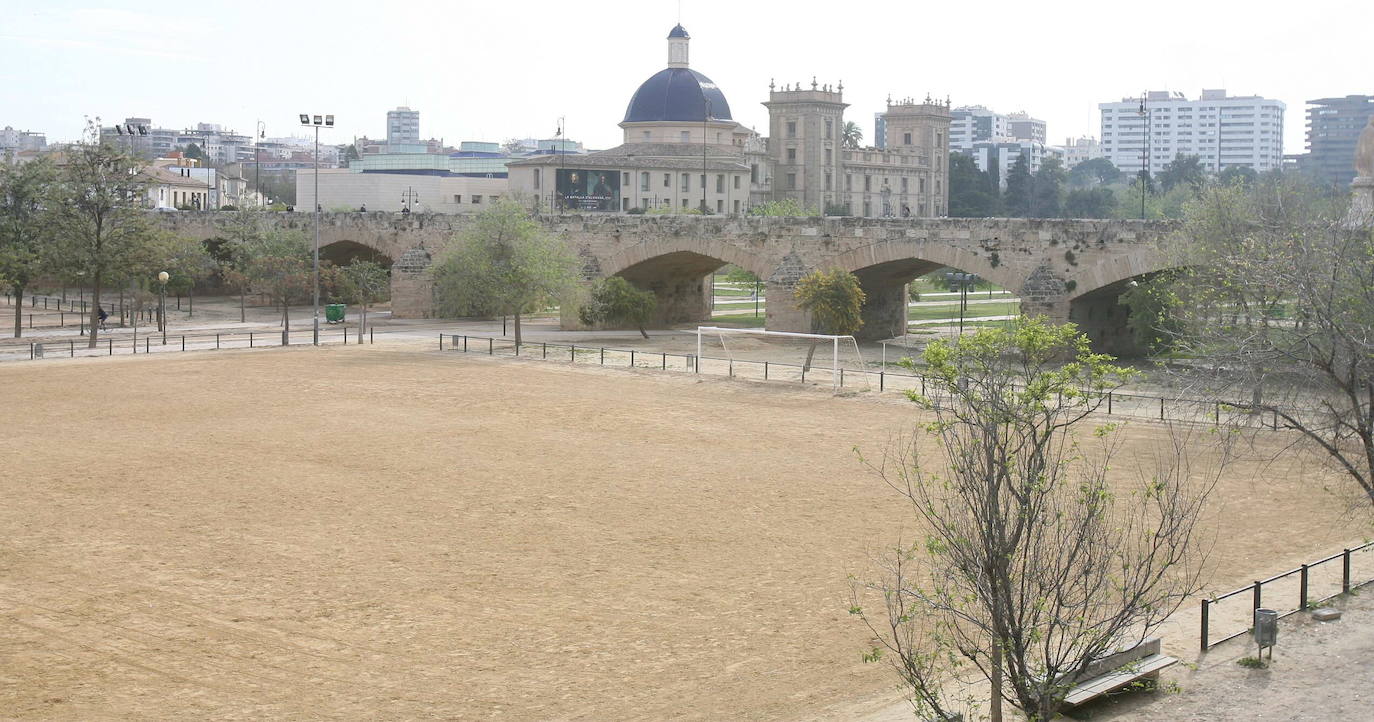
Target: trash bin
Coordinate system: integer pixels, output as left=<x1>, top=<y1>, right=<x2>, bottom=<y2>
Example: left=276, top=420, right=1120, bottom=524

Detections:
left=325, top=304, right=346, bottom=324
left=1254, top=608, right=1278, bottom=648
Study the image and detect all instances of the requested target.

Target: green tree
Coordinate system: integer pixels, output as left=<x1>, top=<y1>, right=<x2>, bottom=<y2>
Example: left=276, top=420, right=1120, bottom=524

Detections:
left=241, top=229, right=313, bottom=344
left=793, top=268, right=865, bottom=371
left=149, top=234, right=216, bottom=318
left=851, top=317, right=1218, bottom=722
left=1002, top=154, right=1032, bottom=217
left=1063, top=187, right=1117, bottom=218
left=842, top=121, right=863, bottom=149
left=1151, top=175, right=1374, bottom=506
left=1217, top=166, right=1258, bottom=186
left=1067, top=157, right=1121, bottom=187
left=578, top=276, right=657, bottom=339
left=182, top=143, right=205, bottom=162
left=338, top=260, right=390, bottom=342
left=1158, top=154, right=1206, bottom=193
left=47, top=122, right=156, bottom=347
left=0, top=156, right=56, bottom=338
left=433, top=198, right=579, bottom=346
left=1030, top=157, right=1066, bottom=218
left=948, top=152, right=998, bottom=217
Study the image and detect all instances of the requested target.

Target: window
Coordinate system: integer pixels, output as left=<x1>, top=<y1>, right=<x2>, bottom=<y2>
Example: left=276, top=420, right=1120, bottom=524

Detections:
left=642, top=130, right=651, bottom=140
left=454, top=194, right=462, bottom=203
left=733, top=199, right=740, bottom=214
left=863, top=200, right=871, bottom=216
left=663, top=173, right=671, bottom=187
left=824, top=173, right=832, bottom=190
left=490, top=195, right=499, bottom=203
left=750, top=164, right=758, bottom=183
left=716, top=200, right=723, bottom=213
left=787, top=121, right=797, bottom=138
left=733, top=175, right=740, bottom=189
left=682, top=172, right=690, bottom=190
left=824, top=148, right=831, bottom=164
left=472, top=195, right=483, bottom=204
left=919, top=177, right=926, bottom=193
left=901, top=177, right=908, bottom=192
left=903, top=131, right=912, bottom=145
left=682, top=198, right=690, bottom=208
left=680, top=131, right=690, bottom=142
left=623, top=198, right=630, bottom=211
left=846, top=174, right=852, bottom=190
left=786, top=173, right=797, bottom=189
left=864, top=175, right=871, bottom=191
left=786, top=148, right=797, bottom=162
left=716, top=174, right=724, bottom=193
left=532, top=168, right=541, bottom=189
left=825, top=119, right=833, bottom=138
left=640, top=172, right=649, bottom=192
left=623, top=172, right=630, bottom=185
left=700, top=173, right=706, bottom=189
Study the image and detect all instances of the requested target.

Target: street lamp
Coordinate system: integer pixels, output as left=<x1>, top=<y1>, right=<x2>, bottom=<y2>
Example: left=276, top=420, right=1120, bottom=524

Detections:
left=157, top=270, right=169, bottom=343
left=300, top=112, right=334, bottom=346
left=255, top=121, right=266, bottom=209
left=400, top=186, right=419, bottom=214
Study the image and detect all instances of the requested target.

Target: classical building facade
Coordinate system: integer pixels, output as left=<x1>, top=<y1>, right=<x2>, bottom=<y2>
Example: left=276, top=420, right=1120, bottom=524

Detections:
left=509, top=25, right=950, bottom=218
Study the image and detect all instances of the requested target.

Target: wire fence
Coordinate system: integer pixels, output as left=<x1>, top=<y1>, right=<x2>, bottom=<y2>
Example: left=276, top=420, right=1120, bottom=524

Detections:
left=1200, top=542, right=1374, bottom=651
left=437, top=333, right=1297, bottom=428
left=3, top=291, right=167, bottom=332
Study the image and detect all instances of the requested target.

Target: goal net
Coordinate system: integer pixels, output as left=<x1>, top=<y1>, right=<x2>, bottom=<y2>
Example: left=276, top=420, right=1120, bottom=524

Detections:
left=695, top=326, right=870, bottom=391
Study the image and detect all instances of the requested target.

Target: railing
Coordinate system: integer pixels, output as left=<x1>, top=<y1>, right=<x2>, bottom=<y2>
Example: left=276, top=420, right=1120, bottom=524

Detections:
left=5, top=325, right=368, bottom=361
left=437, top=333, right=1299, bottom=428
left=1200, top=541, right=1374, bottom=650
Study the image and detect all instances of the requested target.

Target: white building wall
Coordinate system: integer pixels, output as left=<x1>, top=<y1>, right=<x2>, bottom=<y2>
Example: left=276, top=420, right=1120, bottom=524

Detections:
left=1099, top=90, right=1285, bottom=174
left=296, top=169, right=507, bottom=213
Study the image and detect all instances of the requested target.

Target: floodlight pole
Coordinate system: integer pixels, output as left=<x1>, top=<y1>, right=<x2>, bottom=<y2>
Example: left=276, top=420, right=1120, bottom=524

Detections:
left=302, top=113, right=333, bottom=346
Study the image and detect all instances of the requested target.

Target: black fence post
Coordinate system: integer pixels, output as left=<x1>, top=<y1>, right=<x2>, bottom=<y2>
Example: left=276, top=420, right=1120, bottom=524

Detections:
left=29, top=343, right=34, bottom=360
left=801, top=366, right=806, bottom=384
left=1215, top=402, right=1222, bottom=424
left=488, top=338, right=493, bottom=355
left=600, top=348, right=604, bottom=365
left=439, top=333, right=443, bottom=351
left=1299, top=564, right=1309, bottom=610
left=764, top=361, right=769, bottom=380
left=1160, top=397, right=1166, bottom=420
left=1108, top=392, right=1113, bottom=414
left=1200, top=599, right=1210, bottom=651
left=728, top=359, right=733, bottom=377
left=370, top=327, right=374, bottom=344
left=1343, top=549, right=1352, bottom=593
left=1252, top=580, right=1262, bottom=613
left=181, top=335, right=185, bottom=352
left=879, top=370, right=884, bottom=391
left=570, top=344, right=575, bottom=362
left=630, top=350, right=635, bottom=367
left=462, top=335, right=467, bottom=352
left=840, top=368, right=845, bottom=387
left=69, top=339, right=73, bottom=357
left=661, top=352, right=666, bottom=370
left=250, top=332, right=254, bottom=348
left=543, top=342, right=547, bottom=359
left=145, top=337, right=149, bottom=354
left=216, top=333, right=220, bottom=349
left=108, top=338, right=112, bottom=355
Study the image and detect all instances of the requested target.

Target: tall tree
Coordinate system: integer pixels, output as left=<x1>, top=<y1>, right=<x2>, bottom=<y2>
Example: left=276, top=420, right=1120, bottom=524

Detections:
left=1157, top=154, right=1206, bottom=193
left=1030, top=157, right=1066, bottom=218
left=1067, top=157, right=1121, bottom=188
left=841, top=121, right=864, bottom=149
left=1002, top=154, right=1032, bottom=217
left=578, top=276, right=657, bottom=339
left=0, top=156, right=56, bottom=338
left=1063, top=187, right=1117, bottom=218
left=182, top=143, right=205, bottom=162
left=851, top=318, right=1220, bottom=722
left=47, top=122, right=155, bottom=347
left=241, top=229, right=313, bottom=345
left=948, top=152, right=998, bottom=218
left=432, top=198, right=579, bottom=346
left=1147, top=175, right=1374, bottom=505
left=1217, top=165, right=1258, bottom=187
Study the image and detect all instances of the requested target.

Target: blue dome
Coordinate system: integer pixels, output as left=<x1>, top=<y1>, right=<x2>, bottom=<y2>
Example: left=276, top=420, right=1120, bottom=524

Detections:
left=623, top=68, right=733, bottom=123
left=668, top=24, right=689, bottom=39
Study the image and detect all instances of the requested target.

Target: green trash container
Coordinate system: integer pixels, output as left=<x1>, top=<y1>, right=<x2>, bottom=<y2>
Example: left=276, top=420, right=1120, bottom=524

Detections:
left=325, top=303, right=346, bottom=324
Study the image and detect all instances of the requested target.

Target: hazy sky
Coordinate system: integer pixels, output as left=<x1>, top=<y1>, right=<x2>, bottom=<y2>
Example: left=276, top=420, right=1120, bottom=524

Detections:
left=3, top=0, right=1367, bottom=155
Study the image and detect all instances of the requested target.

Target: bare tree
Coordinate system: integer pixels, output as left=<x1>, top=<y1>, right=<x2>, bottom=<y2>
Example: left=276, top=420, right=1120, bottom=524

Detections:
left=851, top=318, right=1222, bottom=722
left=1138, top=175, right=1374, bottom=506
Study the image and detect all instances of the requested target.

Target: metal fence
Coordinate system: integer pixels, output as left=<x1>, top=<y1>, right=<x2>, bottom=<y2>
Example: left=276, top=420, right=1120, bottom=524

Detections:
left=4, top=325, right=368, bottom=361
left=1200, top=541, right=1374, bottom=650
left=437, top=333, right=1297, bottom=428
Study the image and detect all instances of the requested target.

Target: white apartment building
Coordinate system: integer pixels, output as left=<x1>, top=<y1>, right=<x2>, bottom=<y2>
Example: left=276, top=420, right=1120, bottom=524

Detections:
left=387, top=107, right=420, bottom=145
left=1056, top=136, right=1102, bottom=169
left=1099, top=89, right=1285, bottom=175
left=948, top=106, right=1008, bottom=150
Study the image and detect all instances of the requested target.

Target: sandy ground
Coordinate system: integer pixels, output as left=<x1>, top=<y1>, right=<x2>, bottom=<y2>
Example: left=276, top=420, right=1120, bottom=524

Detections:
left=0, top=346, right=1365, bottom=720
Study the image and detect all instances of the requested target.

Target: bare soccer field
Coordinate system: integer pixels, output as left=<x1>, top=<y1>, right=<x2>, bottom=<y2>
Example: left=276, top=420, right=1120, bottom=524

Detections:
left=0, top=347, right=1360, bottom=720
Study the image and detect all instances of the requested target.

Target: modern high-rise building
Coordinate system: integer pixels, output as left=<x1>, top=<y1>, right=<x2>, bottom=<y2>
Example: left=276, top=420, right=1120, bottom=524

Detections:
left=948, top=106, right=1007, bottom=150
left=1302, top=95, right=1374, bottom=186
left=387, top=107, right=420, bottom=146
left=1099, top=89, right=1285, bottom=175
left=1007, top=111, right=1046, bottom=144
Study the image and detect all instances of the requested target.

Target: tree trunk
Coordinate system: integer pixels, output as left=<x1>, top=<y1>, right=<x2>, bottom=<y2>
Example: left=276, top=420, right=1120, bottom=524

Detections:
left=514, top=312, right=522, bottom=347
left=360, top=305, right=367, bottom=343
left=638, top=325, right=649, bottom=340
left=13, top=285, right=23, bottom=339
left=88, top=271, right=101, bottom=348
left=990, top=640, right=1003, bottom=722
left=240, top=287, right=246, bottom=323
left=282, top=301, right=290, bottom=346
left=803, top=342, right=817, bottom=373
left=189, top=288, right=194, bottom=317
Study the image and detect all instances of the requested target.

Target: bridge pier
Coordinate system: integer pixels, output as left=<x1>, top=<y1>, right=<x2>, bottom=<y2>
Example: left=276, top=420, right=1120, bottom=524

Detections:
left=1069, top=291, right=1145, bottom=358
left=763, top=281, right=808, bottom=333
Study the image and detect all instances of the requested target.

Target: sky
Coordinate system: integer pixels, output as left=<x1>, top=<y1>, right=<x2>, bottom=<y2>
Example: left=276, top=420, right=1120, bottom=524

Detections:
left=2, top=0, right=1368, bottom=155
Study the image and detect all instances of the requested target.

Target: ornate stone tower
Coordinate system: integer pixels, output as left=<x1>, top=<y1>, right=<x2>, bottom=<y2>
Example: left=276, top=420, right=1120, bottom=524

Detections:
left=880, top=97, right=952, bottom=216
left=762, top=79, right=847, bottom=212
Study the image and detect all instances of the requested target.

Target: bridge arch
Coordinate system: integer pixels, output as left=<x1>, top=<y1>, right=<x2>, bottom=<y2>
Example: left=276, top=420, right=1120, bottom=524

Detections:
left=599, top=239, right=769, bottom=327
left=829, top=241, right=1019, bottom=340
left=1066, top=250, right=1174, bottom=356
left=320, top=239, right=393, bottom=268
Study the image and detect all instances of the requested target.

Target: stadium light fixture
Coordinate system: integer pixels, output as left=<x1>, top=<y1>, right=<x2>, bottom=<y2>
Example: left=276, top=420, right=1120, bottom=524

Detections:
left=299, top=112, right=334, bottom=345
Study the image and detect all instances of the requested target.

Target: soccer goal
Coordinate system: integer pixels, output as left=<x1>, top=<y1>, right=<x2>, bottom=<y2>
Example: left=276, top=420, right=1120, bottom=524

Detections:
left=696, top=326, right=870, bottom=391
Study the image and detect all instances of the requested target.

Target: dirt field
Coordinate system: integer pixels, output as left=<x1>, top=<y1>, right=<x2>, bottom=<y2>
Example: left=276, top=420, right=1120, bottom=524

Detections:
left=0, top=346, right=1365, bottom=720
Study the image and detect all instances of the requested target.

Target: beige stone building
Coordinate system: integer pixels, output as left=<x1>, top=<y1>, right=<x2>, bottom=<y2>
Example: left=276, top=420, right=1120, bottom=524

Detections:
left=509, top=25, right=950, bottom=219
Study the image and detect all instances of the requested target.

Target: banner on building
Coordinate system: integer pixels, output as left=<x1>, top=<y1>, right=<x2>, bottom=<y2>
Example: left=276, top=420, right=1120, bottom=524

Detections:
left=556, top=169, right=619, bottom=212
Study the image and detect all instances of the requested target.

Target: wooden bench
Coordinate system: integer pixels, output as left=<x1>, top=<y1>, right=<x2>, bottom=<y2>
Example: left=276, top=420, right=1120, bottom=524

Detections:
left=1061, top=637, right=1177, bottom=707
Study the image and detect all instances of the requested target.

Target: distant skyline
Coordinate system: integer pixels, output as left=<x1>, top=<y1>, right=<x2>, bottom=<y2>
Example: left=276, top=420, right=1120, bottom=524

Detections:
left=3, top=0, right=1368, bottom=159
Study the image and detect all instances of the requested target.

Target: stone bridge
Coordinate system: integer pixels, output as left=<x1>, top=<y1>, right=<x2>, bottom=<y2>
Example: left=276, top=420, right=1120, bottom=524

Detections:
left=161, top=212, right=1175, bottom=355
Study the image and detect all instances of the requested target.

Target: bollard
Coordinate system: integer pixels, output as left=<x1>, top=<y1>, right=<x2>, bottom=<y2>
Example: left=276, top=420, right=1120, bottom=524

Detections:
left=600, top=348, right=604, bottom=365
left=661, top=352, right=666, bottom=370
left=250, top=332, right=254, bottom=348
left=764, top=361, right=769, bottom=380
left=543, top=342, right=547, bottom=359
left=181, top=335, right=185, bottom=351
left=1160, top=396, right=1166, bottom=420
left=488, top=338, right=493, bottom=355
left=145, top=337, right=149, bottom=354
left=439, top=333, right=443, bottom=351
left=1200, top=598, right=1211, bottom=650
left=879, top=371, right=884, bottom=391
left=108, top=338, right=112, bottom=355
left=1299, top=564, right=1309, bottom=610
left=370, top=327, right=374, bottom=344
left=1343, top=549, right=1351, bottom=593
left=69, top=339, right=74, bottom=357
left=216, top=334, right=220, bottom=349
left=630, top=350, right=635, bottom=367
left=570, top=344, right=576, bottom=362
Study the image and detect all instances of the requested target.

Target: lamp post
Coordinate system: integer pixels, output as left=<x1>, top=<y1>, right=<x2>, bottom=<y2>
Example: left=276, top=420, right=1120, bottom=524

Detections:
left=1137, top=93, right=1149, bottom=219
left=255, top=121, right=266, bottom=209
left=400, top=186, right=419, bottom=213
left=300, top=113, right=334, bottom=346
left=157, top=270, right=169, bottom=343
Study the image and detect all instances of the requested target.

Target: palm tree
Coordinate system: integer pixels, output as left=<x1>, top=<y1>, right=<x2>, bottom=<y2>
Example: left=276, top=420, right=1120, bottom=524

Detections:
left=842, top=121, right=863, bottom=149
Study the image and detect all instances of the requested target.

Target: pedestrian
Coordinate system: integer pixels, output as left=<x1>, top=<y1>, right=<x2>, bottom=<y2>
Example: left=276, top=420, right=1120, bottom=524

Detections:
left=97, top=305, right=108, bottom=330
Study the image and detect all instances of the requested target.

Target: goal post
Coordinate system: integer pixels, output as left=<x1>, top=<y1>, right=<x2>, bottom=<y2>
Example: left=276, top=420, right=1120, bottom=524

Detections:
left=696, top=326, right=869, bottom=391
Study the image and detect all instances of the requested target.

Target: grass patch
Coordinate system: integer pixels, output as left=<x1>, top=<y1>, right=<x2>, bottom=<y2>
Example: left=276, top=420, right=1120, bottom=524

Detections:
left=908, top=301, right=1020, bottom=322
left=708, top=312, right=766, bottom=326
